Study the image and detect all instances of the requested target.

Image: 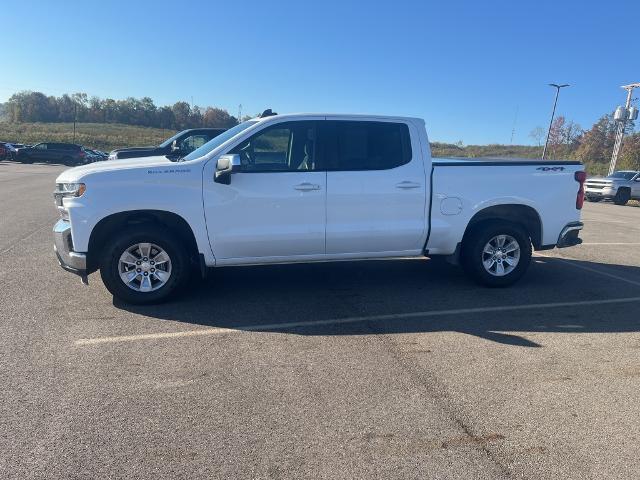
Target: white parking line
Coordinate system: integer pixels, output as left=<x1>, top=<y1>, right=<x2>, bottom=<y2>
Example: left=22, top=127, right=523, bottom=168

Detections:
left=580, top=242, right=640, bottom=246
left=75, top=296, right=640, bottom=346
left=535, top=253, right=640, bottom=288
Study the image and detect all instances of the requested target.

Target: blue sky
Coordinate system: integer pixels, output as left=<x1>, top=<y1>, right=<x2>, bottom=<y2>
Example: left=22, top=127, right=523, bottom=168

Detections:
left=2, top=0, right=638, bottom=144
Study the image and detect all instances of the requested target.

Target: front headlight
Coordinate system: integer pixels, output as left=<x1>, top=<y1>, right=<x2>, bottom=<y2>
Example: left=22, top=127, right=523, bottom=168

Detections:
left=54, top=183, right=86, bottom=219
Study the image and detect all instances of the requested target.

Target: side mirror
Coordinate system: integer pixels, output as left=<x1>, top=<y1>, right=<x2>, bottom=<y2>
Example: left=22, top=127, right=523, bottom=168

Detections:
left=214, top=154, right=241, bottom=184
left=171, top=140, right=180, bottom=153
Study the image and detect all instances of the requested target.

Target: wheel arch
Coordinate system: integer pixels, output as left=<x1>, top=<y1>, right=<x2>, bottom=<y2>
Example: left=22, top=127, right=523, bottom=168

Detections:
left=87, top=210, right=200, bottom=273
left=462, top=204, right=543, bottom=249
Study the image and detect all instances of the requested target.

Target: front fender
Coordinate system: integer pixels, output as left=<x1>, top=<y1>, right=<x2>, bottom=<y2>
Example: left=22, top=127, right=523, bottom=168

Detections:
left=64, top=164, right=215, bottom=265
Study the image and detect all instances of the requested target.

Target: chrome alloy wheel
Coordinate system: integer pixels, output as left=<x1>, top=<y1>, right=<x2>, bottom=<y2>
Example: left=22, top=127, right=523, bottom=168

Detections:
left=118, top=243, right=172, bottom=292
left=482, top=235, right=520, bottom=277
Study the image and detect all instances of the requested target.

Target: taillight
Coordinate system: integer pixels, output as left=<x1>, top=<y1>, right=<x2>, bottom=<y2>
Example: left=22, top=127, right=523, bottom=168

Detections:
left=575, top=171, right=586, bottom=210
left=79, top=151, right=86, bottom=157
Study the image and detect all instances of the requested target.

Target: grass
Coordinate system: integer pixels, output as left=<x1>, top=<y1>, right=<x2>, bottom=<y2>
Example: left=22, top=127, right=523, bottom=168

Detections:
left=430, top=142, right=543, bottom=159
left=0, top=122, right=614, bottom=176
left=2, top=121, right=552, bottom=158
left=0, top=122, right=177, bottom=152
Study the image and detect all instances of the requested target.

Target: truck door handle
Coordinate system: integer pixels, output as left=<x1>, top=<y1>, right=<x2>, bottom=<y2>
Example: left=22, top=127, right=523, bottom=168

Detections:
left=293, top=182, right=321, bottom=191
left=395, top=181, right=421, bottom=189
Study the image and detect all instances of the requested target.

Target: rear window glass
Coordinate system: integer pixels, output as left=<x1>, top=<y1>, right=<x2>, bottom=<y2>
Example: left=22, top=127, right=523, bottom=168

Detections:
left=323, top=121, right=412, bottom=171
left=51, top=143, right=77, bottom=150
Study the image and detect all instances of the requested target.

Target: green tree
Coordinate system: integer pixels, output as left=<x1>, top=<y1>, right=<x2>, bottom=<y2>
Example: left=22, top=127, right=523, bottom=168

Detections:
left=203, top=107, right=238, bottom=128
left=172, top=101, right=191, bottom=129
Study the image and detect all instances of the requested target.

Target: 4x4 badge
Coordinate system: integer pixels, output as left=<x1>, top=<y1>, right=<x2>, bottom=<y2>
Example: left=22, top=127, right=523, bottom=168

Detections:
left=536, top=166, right=565, bottom=171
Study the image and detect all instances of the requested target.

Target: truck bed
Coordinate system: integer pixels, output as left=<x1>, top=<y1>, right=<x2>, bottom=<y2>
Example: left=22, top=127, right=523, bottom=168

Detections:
left=426, top=157, right=584, bottom=255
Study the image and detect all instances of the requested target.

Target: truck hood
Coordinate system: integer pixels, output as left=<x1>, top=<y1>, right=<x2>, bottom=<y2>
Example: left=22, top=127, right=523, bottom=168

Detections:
left=586, top=176, right=615, bottom=184
left=56, top=155, right=174, bottom=183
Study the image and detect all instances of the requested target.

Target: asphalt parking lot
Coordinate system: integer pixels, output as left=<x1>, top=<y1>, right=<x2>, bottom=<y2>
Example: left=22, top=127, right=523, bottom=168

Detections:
left=1, top=160, right=639, bottom=479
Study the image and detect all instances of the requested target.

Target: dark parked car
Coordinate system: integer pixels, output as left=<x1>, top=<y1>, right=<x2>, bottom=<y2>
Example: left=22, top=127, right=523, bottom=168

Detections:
left=0, top=142, right=8, bottom=160
left=15, top=143, right=88, bottom=165
left=83, top=148, right=108, bottom=163
left=108, top=128, right=226, bottom=160
left=4, top=143, right=28, bottom=160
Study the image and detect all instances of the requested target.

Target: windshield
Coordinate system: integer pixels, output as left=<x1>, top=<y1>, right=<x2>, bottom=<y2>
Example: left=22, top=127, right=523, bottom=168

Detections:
left=182, top=121, right=258, bottom=161
left=158, top=131, right=187, bottom=149
left=607, top=171, right=636, bottom=180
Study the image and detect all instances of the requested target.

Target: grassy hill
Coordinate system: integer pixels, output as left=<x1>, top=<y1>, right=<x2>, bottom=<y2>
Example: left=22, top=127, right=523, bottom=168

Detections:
left=0, top=121, right=585, bottom=168
left=1, top=121, right=549, bottom=158
left=0, top=122, right=177, bottom=152
left=430, top=142, right=543, bottom=160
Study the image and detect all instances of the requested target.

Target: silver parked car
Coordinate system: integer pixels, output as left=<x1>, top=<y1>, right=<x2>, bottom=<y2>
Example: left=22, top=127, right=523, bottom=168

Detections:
left=585, top=170, right=640, bottom=205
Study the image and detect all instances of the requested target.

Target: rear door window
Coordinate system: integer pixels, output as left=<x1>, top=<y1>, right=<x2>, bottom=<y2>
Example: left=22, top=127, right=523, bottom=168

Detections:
left=320, top=121, right=412, bottom=171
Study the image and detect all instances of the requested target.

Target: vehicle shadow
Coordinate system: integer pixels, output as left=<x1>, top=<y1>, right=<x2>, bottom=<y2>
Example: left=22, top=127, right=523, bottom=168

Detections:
left=114, top=257, right=640, bottom=348
left=0, top=159, right=73, bottom=167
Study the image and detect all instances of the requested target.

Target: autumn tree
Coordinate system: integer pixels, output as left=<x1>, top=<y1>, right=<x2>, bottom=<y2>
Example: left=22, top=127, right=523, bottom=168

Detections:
left=203, top=107, right=238, bottom=128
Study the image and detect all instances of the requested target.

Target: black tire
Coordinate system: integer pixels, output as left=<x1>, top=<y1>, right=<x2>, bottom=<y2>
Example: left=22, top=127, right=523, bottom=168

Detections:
left=100, top=225, right=189, bottom=304
left=62, top=155, right=73, bottom=166
left=613, top=188, right=630, bottom=206
left=586, top=196, right=602, bottom=202
left=461, top=221, right=532, bottom=287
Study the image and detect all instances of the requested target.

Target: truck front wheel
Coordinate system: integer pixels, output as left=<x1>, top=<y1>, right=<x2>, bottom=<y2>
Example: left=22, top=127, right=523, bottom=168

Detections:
left=100, top=226, right=189, bottom=304
left=462, top=222, right=532, bottom=287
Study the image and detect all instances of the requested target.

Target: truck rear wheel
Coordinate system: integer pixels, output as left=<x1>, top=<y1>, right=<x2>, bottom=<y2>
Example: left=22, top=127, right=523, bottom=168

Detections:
left=100, top=226, right=189, bottom=304
left=462, top=221, right=532, bottom=287
left=613, top=188, right=630, bottom=206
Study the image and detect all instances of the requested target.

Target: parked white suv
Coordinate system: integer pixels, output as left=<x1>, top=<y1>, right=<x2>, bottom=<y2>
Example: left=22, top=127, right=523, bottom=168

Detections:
left=53, top=111, right=586, bottom=304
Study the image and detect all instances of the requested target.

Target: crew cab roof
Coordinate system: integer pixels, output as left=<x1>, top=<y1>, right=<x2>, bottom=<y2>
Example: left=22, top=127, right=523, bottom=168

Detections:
left=250, top=113, right=424, bottom=124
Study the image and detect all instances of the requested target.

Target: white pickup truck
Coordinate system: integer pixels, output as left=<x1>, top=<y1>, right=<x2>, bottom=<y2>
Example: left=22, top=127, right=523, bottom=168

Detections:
left=53, top=111, right=586, bottom=304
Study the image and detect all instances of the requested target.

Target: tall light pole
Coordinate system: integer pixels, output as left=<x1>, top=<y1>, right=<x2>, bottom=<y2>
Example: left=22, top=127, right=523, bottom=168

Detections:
left=542, top=83, right=569, bottom=160
left=608, top=83, right=640, bottom=176
left=73, top=103, right=77, bottom=143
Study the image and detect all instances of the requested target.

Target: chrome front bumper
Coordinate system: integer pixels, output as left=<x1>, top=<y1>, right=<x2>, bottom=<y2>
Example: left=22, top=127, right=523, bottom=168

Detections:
left=53, top=219, right=87, bottom=275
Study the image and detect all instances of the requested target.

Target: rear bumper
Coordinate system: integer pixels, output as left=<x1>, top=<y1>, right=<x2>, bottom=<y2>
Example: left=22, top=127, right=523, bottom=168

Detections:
left=53, top=219, right=87, bottom=276
left=557, top=221, right=583, bottom=248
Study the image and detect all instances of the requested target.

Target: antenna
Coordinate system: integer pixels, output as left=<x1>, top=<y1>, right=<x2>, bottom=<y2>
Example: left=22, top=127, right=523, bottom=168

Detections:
left=260, top=109, right=277, bottom=118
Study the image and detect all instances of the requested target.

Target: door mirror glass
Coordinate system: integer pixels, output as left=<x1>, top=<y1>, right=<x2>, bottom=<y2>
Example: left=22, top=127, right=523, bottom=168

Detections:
left=214, top=154, right=241, bottom=184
